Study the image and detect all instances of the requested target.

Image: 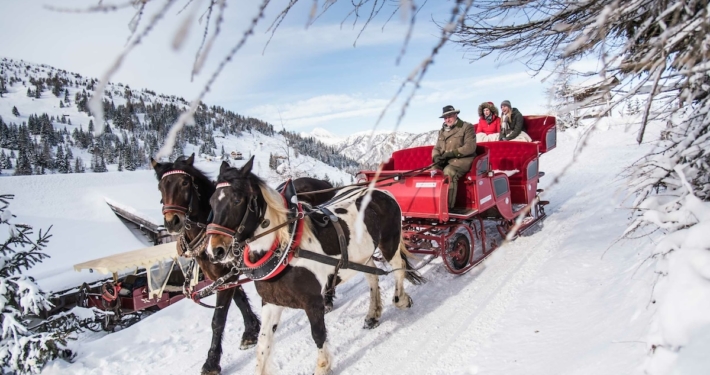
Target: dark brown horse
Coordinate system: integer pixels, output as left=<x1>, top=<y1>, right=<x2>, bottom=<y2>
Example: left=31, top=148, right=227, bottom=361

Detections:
left=205, top=157, right=424, bottom=375
left=152, top=154, right=335, bottom=375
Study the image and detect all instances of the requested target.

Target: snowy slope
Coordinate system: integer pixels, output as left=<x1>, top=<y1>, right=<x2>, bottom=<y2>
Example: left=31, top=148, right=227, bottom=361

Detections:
left=35, top=119, right=661, bottom=375
left=1, top=141, right=350, bottom=294
left=0, top=58, right=353, bottom=185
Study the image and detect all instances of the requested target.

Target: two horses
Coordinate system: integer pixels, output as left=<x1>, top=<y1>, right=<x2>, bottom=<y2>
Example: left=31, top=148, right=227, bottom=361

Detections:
left=155, top=154, right=423, bottom=374
left=153, top=154, right=334, bottom=375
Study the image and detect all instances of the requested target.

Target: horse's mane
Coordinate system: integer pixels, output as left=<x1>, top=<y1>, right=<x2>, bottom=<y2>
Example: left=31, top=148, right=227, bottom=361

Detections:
left=219, top=167, right=314, bottom=249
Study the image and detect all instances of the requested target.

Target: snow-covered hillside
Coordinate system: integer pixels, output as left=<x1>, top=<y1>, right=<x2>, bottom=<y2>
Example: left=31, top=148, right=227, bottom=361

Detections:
left=29, top=119, right=674, bottom=375
left=0, top=58, right=354, bottom=185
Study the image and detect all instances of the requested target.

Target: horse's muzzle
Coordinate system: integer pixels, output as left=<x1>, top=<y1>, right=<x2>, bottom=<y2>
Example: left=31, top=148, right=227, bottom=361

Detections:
left=164, top=212, right=184, bottom=234
left=207, top=234, right=233, bottom=263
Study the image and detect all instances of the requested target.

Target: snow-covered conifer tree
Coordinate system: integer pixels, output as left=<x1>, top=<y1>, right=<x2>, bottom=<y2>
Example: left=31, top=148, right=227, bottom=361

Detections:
left=13, top=149, right=32, bottom=176
left=0, top=195, right=84, bottom=373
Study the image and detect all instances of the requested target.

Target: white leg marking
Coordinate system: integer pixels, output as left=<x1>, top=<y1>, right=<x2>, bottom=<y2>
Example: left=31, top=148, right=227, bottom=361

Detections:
left=255, top=304, right=284, bottom=375
left=388, top=246, right=413, bottom=309
left=314, top=342, right=332, bottom=375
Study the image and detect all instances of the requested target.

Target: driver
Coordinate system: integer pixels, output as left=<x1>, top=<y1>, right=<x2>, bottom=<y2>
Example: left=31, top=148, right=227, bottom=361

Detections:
left=431, top=105, right=477, bottom=211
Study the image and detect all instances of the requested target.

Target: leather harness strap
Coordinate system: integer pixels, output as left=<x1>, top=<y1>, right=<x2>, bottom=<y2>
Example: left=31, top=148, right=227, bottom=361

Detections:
left=297, top=249, right=388, bottom=275
left=319, top=206, right=349, bottom=270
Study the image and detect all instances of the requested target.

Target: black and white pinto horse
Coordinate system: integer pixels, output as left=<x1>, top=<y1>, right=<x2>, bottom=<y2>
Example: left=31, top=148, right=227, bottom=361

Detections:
left=152, top=154, right=336, bottom=375
left=205, top=157, right=424, bottom=375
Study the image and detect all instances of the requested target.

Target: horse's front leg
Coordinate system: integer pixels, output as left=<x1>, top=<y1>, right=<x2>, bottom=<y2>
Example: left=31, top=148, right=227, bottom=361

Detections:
left=363, top=258, right=383, bottom=329
left=232, top=285, right=261, bottom=349
left=305, top=301, right=331, bottom=375
left=255, top=303, right=284, bottom=375
left=201, top=288, right=234, bottom=375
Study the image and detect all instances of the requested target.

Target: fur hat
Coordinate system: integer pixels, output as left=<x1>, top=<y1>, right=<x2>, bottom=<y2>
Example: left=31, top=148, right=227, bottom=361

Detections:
left=439, top=105, right=460, bottom=118
left=500, top=100, right=512, bottom=109
left=478, top=101, right=499, bottom=118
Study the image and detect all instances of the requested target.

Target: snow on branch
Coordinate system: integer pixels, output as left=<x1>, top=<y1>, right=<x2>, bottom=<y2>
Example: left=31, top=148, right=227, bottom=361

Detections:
left=0, top=195, right=88, bottom=373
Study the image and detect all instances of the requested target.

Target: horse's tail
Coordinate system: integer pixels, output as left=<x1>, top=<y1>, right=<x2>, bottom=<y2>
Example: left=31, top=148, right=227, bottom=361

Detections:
left=399, top=238, right=426, bottom=285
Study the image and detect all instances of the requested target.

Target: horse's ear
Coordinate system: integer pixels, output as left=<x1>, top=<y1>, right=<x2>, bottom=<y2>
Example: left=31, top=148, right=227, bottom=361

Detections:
left=151, top=158, right=160, bottom=171
left=186, top=153, right=195, bottom=166
left=240, top=155, right=255, bottom=176
left=219, top=161, right=230, bottom=175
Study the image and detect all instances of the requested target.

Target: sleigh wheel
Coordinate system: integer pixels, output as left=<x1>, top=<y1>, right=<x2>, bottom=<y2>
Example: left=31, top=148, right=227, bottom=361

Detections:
left=443, top=231, right=472, bottom=273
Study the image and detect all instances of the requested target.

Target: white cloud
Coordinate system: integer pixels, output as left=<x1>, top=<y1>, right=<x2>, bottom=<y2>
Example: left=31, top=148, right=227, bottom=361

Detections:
left=247, top=94, right=389, bottom=129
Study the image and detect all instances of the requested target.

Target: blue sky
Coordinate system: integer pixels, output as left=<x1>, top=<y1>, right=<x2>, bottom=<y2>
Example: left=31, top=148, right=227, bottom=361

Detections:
left=0, top=0, right=550, bottom=136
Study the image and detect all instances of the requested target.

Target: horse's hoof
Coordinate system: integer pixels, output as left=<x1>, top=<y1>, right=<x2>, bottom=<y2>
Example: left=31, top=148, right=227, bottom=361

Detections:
left=394, top=294, right=413, bottom=309
left=363, top=317, right=380, bottom=329
left=324, top=302, right=333, bottom=314
left=239, top=338, right=257, bottom=350
left=200, top=364, right=221, bottom=375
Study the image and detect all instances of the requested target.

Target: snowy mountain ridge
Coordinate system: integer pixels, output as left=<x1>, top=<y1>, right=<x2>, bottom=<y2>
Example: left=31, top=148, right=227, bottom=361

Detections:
left=302, top=127, right=439, bottom=167
left=0, top=57, right=355, bottom=185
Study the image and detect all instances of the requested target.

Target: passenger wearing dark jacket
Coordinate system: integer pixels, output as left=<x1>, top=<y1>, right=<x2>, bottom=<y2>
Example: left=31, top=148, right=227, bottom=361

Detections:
left=499, top=100, right=532, bottom=142
left=432, top=105, right=477, bottom=210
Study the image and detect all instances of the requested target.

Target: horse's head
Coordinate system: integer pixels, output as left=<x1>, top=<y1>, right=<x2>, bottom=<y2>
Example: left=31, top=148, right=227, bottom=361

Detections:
left=206, top=156, right=265, bottom=264
left=152, top=153, right=203, bottom=234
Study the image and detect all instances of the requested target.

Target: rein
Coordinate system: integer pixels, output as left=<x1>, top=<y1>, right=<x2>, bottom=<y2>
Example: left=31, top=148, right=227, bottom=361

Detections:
left=294, top=163, right=437, bottom=198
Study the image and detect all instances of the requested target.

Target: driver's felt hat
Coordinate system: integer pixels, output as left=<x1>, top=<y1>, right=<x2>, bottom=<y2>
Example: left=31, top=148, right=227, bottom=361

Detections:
left=439, top=105, right=460, bottom=118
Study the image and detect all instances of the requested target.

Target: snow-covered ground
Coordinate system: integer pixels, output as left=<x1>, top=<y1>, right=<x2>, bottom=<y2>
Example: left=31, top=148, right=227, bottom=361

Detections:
left=2, top=143, right=350, bottom=294
left=22, top=119, right=664, bottom=375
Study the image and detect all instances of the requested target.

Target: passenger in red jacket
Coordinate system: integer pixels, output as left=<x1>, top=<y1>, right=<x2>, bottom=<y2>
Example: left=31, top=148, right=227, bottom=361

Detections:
left=476, top=102, right=501, bottom=142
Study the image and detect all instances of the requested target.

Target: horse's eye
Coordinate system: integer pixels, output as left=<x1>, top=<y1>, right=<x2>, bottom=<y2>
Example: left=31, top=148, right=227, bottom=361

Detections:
left=181, top=180, right=189, bottom=187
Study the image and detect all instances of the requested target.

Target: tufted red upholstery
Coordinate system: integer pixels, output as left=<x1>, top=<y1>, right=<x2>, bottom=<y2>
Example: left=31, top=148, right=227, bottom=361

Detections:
left=388, top=146, right=436, bottom=171
left=386, top=145, right=489, bottom=174
left=524, top=115, right=556, bottom=153
left=485, top=142, right=538, bottom=182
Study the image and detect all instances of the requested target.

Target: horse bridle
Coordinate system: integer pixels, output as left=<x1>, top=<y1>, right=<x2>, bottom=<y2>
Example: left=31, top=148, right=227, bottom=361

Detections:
left=205, top=182, right=265, bottom=246
left=160, top=170, right=205, bottom=230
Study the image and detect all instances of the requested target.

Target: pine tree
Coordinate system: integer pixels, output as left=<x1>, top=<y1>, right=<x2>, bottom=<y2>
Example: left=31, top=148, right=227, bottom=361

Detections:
left=13, top=148, right=32, bottom=176
left=73, top=157, right=85, bottom=173
left=0, top=195, right=85, bottom=373
left=124, top=146, right=136, bottom=171
left=55, top=145, right=68, bottom=173
left=0, top=77, right=6, bottom=98
left=59, top=101, right=64, bottom=108
left=87, top=120, right=94, bottom=133
left=12, top=106, right=19, bottom=117
left=92, top=154, right=107, bottom=173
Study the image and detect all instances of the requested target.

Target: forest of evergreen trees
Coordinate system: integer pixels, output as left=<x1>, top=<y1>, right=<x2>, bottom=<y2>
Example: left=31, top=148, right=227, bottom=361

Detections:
left=0, top=59, right=361, bottom=176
